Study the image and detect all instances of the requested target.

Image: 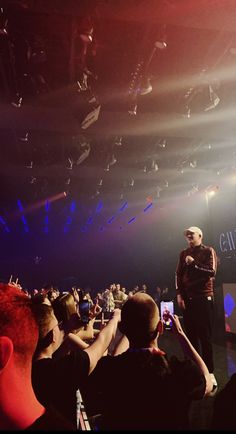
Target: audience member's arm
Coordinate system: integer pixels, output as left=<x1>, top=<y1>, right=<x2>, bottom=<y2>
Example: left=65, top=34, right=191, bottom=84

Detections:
left=65, top=310, right=121, bottom=369
left=171, top=314, right=213, bottom=395
left=84, top=309, right=121, bottom=373
left=76, top=318, right=96, bottom=341
left=55, top=317, right=96, bottom=355
left=67, top=333, right=89, bottom=350
left=66, top=318, right=98, bottom=349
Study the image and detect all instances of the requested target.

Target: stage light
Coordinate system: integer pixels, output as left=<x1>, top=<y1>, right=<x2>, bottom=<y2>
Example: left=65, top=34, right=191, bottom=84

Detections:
left=0, top=216, right=10, bottom=233
left=26, top=161, right=33, bottom=169
left=189, top=160, right=197, bottom=168
left=91, top=188, right=100, bottom=199
left=66, top=158, right=73, bottom=170
left=119, top=201, right=128, bottom=212
left=11, top=94, right=23, bottom=108
left=158, top=139, right=167, bottom=148
left=104, top=153, right=117, bottom=172
left=156, top=186, right=162, bottom=198
left=107, top=216, right=115, bottom=224
left=186, top=107, right=191, bottom=119
left=208, top=190, right=216, bottom=197
left=86, top=216, right=93, bottom=225
left=68, top=136, right=91, bottom=166
left=139, top=77, right=152, bottom=96
left=79, top=17, right=94, bottom=44
left=151, top=160, right=159, bottom=172
left=0, top=6, right=8, bottom=36
left=95, top=201, right=103, bottom=213
left=77, top=143, right=90, bottom=165
left=19, top=132, right=29, bottom=142
left=80, top=31, right=93, bottom=44
left=205, top=185, right=219, bottom=197
left=81, top=104, right=101, bottom=130
left=34, top=256, right=42, bottom=265
left=17, top=199, right=30, bottom=233
left=128, top=102, right=137, bottom=116
left=183, top=76, right=220, bottom=116
left=109, top=154, right=117, bottom=167
left=128, top=217, right=136, bottom=224
left=204, top=84, right=220, bottom=112
left=70, top=201, right=76, bottom=212
left=77, top=75, right=88, bottom=92
left=154, top=40, right=167, bottom=50
left=143, top=202, right=153, bottom=212
left=114, top=136, right=123, bottom=146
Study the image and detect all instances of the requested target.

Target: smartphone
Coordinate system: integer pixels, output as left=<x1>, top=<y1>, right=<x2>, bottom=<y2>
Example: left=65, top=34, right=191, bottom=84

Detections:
left=160, top=301, right=174, bottom=330
left=78, top=300, right=90, bottom=324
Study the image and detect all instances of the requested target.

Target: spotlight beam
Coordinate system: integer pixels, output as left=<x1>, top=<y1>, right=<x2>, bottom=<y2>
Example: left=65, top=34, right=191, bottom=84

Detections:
left=9, top=192, right=66, bottom=221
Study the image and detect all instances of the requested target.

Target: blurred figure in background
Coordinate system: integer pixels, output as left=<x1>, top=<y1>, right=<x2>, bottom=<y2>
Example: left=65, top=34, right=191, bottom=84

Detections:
left=102, top=285, right=115, bottom=319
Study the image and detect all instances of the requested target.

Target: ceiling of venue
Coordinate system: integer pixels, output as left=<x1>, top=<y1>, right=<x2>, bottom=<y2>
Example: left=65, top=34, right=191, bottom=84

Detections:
left=0, top=0, right=236, bottom=222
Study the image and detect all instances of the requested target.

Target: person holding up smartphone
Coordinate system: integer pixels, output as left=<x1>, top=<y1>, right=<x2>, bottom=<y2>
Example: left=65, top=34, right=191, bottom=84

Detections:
left=32, top=300, right=121, bottom=429
left=82, top=293, right=213, bottom=431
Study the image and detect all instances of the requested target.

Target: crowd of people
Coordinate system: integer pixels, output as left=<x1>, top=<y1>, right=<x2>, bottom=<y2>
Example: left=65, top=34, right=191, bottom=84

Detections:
left=16, top=281, right=173, bottom=319
left=0, top=225, right=235, bottom=430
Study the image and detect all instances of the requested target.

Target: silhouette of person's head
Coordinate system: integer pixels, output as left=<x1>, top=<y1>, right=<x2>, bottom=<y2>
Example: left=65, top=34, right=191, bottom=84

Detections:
left=119, top=293, right=162, bottom=348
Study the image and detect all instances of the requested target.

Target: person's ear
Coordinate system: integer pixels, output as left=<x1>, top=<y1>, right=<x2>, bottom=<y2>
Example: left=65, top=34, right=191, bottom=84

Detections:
left=0, top=336, right=14, bottom=370
left=157, top=320, right=164, bottom=336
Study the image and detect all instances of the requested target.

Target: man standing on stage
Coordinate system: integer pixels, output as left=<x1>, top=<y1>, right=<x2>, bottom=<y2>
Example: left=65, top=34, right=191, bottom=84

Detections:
left=175, top=226, right=218, bottom=394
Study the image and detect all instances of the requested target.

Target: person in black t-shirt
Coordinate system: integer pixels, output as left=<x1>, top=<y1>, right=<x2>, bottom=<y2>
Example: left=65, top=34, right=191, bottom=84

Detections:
left=32, top=303, right=121, bottom=428
left=83, top=293, right=213, bottom=430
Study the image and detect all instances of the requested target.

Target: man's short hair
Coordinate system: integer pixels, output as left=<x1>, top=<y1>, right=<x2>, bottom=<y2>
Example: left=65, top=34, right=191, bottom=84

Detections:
left=31, top=303, right=55, bottom=354
left=0, top=283, right=38, bottom=366
left=120, top=293, right=160, bottom=346
left=31, top=303, right=54, bottom=341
